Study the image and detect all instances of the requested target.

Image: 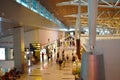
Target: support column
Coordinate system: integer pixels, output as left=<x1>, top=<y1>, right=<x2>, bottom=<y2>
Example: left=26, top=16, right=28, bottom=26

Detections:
left=88, top=0, right=98, bottom=53
left=76, top=0, right=81, bottom=60
left=75, top=0, right=81, bottom=39
left=13, top=27, right=25, bottom=72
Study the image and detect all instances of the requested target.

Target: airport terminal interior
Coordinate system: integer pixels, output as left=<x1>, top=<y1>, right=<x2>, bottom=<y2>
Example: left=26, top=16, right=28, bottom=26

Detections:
left=0, top=0, right=120, bottom=80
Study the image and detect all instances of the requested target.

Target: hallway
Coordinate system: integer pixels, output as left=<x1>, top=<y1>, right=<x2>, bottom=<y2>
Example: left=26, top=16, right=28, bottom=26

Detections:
left=18, top=47, right=76, bottom=80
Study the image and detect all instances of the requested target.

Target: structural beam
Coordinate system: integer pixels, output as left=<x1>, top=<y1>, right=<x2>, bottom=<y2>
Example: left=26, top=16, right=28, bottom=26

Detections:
left=88, top=0, right=98, bottom=53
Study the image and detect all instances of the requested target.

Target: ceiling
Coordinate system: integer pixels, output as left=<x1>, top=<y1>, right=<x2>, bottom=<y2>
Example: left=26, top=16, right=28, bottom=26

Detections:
left=38, top=0, right=120, bottom=30
left=0, top=17, right=40, bottom=38
left=0, top=0, right=120, bottom=38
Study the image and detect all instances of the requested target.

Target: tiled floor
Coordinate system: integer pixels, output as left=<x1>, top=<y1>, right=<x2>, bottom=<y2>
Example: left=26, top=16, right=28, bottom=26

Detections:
left=18, top=47, right=76, bottom=80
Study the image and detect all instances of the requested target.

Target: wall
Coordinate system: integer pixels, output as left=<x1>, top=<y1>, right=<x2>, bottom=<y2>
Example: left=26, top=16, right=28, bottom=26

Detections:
left=24, top=29, right=40, bottom=48
left=0, top=30, right=40, bottom=48
left=38, top=29, right=59, bottom=45
left=0, top=29, right=60, bottom=48
left=24, top=29, right=60, bottom=47
left=95, top=38, right=120, bottom=80
left=81, top=36, right=120, bottom=80
left=0, top=36, right=13, bottom=48
left=0, top=60, right=14, bottom=68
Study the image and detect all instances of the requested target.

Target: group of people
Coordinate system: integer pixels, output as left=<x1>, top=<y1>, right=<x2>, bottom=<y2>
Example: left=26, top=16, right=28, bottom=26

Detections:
left=56, top=50, right=66, bottom=70
left=59, top=37, right=75, bottom=47
left=0, top=68, right=21, bottom=80
left=56, top=50, right=76, bottom=70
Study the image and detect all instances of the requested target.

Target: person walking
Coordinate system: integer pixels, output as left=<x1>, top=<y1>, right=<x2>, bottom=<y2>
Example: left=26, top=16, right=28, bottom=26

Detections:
left=66, top=54, right=69, bottom=62
left=58, top=58, right=63, bottom=70
left=57, top=52, right=60, bottom=59
left=62, top=50, right=65, bottom=60
left=42, top=52, right=44, bottom=61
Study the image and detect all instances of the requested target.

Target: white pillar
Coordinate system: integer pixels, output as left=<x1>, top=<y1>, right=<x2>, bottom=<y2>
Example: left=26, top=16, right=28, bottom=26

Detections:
left=75, top=0, right=81, bottom=39
left=13, top=27, right=25, bottom=72
left=88, top=0, right=98, bottom=53
left=78, top=0, right=81, bottom=39
left=75, top=0, right=81, bottom=60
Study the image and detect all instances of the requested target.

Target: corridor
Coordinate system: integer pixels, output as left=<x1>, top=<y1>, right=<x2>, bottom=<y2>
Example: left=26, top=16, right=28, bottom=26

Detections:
left=18, top=47, right=77, bottom=80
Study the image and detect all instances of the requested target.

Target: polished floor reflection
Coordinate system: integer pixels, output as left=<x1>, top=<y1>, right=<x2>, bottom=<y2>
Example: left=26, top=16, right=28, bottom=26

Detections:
left=18, top=47, right=76, bottom=80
